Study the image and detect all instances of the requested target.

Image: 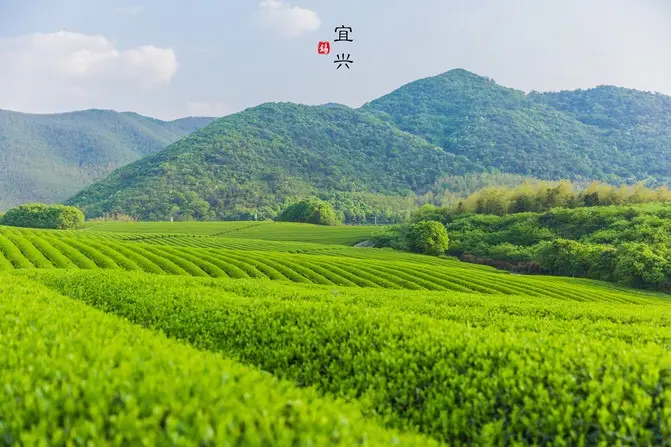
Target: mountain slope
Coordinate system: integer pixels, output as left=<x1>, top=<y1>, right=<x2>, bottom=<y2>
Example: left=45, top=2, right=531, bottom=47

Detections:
left=67, top=103, right=474, bottom=220
left=0, top=109, right=215, bottom=210
left=530, top=86, right=671, bottom=178
left=362, top=69, right=670, bottom=183
left=68, top=69, right=671, bottom=221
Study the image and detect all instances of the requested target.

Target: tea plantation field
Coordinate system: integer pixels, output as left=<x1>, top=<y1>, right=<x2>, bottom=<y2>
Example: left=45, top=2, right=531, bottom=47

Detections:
left=1, top=221, right=670, bottom=445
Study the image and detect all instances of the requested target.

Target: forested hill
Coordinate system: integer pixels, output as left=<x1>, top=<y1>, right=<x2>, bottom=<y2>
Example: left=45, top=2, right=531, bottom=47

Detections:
left=67, top=103, right=474, bottom=220
left=0, top=109, right=215, bottom=210
left=530, top=86, right=671, bottom=179
left=65, top=69, right=671, bottom=220
left=363, top=69, right=671, bottom=183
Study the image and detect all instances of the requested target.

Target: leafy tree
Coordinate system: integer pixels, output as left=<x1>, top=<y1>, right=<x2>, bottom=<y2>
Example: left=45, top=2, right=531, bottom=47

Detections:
left=277, top=199, right=341, bottom=226
left=406, top=221, right=449, bottom=256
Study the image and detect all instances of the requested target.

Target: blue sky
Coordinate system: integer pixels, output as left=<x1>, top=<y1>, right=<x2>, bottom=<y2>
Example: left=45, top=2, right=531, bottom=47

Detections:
left=1, top=0, right=670, bottom=119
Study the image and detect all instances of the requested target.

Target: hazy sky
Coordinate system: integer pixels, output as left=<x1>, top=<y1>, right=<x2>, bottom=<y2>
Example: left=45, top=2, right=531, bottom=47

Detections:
left=1, top=0, right=670, bottom=119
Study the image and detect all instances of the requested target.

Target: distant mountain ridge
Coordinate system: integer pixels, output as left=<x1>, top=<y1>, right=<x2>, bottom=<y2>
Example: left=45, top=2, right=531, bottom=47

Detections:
left=67, top=69, right=671, bottom=220
left=6, top=68, right=671, bottom=220
left=0, top=109, right=215, bottom=210
left=67, top=69, right=671, bottom=221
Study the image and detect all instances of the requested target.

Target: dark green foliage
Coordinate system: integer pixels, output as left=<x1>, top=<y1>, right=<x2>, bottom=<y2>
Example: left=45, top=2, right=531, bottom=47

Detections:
left=406, top=221, right=449, bottom=255
left=68, top=103, right=473, bottom=221
left=278, top=199, right=341, bottom=225
left=532, top=86, right=671, bottom=179
left=439, top=203, right=671, bottom=291
left=1, top=203, right=84, bottom=229
left=0, top=109, right=214, bottom=211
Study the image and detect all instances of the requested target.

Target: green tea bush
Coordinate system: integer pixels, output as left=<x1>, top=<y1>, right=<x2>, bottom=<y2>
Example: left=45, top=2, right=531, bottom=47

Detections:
left=31, top=270, right=671, bottom=445
left=0, top=203, right=84, bottom=229
left=0, top=273, right=437, bottom=446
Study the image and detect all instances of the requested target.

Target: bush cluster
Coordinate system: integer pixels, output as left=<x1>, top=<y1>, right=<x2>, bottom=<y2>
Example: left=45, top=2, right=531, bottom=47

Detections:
left=425, top=180, right=671, bottom=218
left=407, top=203, right=671, bottom=291
left=0, top=203, right=84, bottom=229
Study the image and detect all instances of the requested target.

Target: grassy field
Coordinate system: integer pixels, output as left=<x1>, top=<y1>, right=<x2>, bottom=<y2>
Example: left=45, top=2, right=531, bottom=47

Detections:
left=2, top=221, right=671, bottom=445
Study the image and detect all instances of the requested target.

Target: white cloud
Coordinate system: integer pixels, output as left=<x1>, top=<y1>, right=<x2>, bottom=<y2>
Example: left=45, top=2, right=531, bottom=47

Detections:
left=258, top=0, right=321, bottom=38
left=185, top=101, right=235, bottom=117
left=0, top=31, right=177, bottom=114
left=114, top=5, right=146, bottom=16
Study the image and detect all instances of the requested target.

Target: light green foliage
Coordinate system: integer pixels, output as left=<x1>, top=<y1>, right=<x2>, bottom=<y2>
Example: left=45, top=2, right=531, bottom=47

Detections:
left=0, top=203, right=84, bottom=229
left=3, top=219, right=671, bottom=445
left=437, top=180, right=671, bottom=217
left=84, top=220, right=377, bottom=245
left=21, top=269, right=671, bottom=445
left=406, top=221, right=449, bottom=255
left=2, top=224, right=666, bottom=301
left=278, top=199, right=342, bottom=225
left=0, top=273, right=436, bottom=446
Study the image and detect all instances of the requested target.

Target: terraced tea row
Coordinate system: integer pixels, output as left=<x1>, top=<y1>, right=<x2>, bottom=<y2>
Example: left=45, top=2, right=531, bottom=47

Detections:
left=83, top=221, right=264, bottom=235
left=0, top=231, right=663, bottom=303
left=27, top=270, right=671, bottom=445
left=1, top=273, right=437, bottom=446
left=84, top=221, right=378, bottom=245
left=2, top=225, right=493, bottom=269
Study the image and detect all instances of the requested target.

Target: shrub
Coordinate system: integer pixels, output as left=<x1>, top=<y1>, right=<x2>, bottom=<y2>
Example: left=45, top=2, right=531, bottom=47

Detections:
left=406, top=220, right=449, bottom=255
left=0, top=203, right=84, bottom=229
left=277, top=199, right=341, bottom=226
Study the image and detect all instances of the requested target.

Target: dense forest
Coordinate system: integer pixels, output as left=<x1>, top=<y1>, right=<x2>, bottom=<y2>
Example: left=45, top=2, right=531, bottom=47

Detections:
left=0, top=109, right=214, bottom=210
left=67, top=69, right=671, bottom=221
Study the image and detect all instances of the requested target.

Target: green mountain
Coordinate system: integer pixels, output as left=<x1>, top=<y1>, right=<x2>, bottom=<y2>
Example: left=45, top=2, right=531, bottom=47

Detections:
left=0, top=109, right=215, bottom=211
left=67, top=103, right=474, bottom=220
left=68, top=69, right=671, bottom=221
left=530, top=86, right=671, bottom=179
left=362, top=69, right=669, bottom=183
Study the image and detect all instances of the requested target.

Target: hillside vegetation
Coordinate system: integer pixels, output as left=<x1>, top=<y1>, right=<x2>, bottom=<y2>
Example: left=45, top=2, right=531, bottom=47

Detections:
left=0, top=109, right=214, bottom=210
left=431, top=203, right=671, bottom=291
left=363, top=69, right=671, bottom=183
left=2, top=219, right=670, bottom=444
left=68, top=103, right=473, bottom=220
left=68, top=69, right=671, bottom=221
